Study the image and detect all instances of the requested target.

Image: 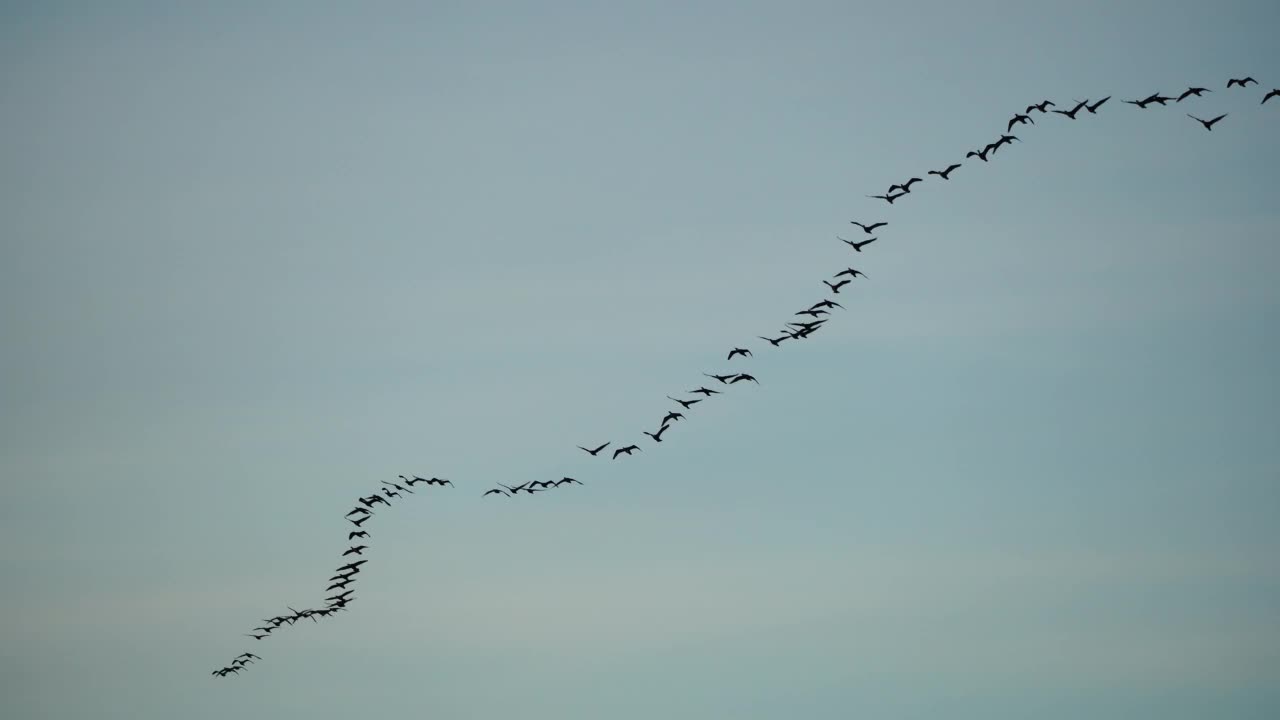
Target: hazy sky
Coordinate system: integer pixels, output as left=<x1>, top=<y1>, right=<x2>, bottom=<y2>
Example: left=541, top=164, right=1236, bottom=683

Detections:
left=2, top=2, right=1278, bottom=718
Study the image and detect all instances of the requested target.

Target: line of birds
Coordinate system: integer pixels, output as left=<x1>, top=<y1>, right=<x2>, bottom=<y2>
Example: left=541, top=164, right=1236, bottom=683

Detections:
left=215, top=73, right=1272, bottom=677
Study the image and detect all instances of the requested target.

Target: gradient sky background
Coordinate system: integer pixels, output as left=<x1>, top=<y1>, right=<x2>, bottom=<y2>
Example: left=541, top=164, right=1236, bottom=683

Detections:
left=2, top=1, right=1279, bottom=718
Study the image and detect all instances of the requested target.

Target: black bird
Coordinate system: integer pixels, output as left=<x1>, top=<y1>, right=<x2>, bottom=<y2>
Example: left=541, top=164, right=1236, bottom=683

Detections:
left=688, top=386, right=720, bottom=396
left=1051, top=99, right=1088, bottom=118
left=348, top=530, right=369, bottom=541
left=326, top=580, right=352, bottom=591
left=342, top=545, right=368, bottom=556
left=810, top=299, right=843, bottom=310
left=727, top=347, right=752, bottom=360
left=994, top=134, right=1020, bottom=148
left=643, top=424, right=670, bottom=442
left=928, top=163, right=961, bottom=180
left=382, top=480, right=413, bottom=494
left=668, top=395, right=704, bottom=408
left=866, top=192, right=905, bottom=204
left=245, top=634, right=268, bottom=640
left=348, top=514, right=371, bottom=527
left=849, top=220, right=886, bottom=234
left=1227, top=77, right=1257, bottom=88
left=1262, top=89, right=1280, bottom=105
left=730, top=373, right=759, bottom=384
left=1176, top=87, right=1210, bottom=102
left=1008, top=113, right=1034, bottom=130
left=327, top=590, right=355, bottom=603
left=839, top=236, right=877, bottom=252
left=661, top=411, right=684, bottom=425
left=238, top=653, right=260, bottom=661
left=399, top=475, right=426, bottom=486
left=612, top=444, right=641, bottom=459
left=424, top=477, right=453, bottom=487
left=251, top=626, right=274, bottom=633
left=338, top=560, right=367, bottom=572
left=483, top=488, right=510, bottom=497
left=795, top=309, right=829, bottom=318
left=788, top=320, right=826, bottom=332
left=704, top=372, right=736, bottom=384
left=1187, top=113, right=1227, bottom=130
left=345, top=507, right=371, bottom=518
left=381, top=488, right=401, bottom=500
left=578, top=442, right=610, bottom=456
left=1085, top=96, right=1111, bottom=113
left=965, top=147, right=991, bottom=162
left=554, top=477, right=583, bottom=487
left=757, top=334, right=790, bottom=347
left=1026, top=100, right=1055, bottom=113
left=500, top=482, right=532, bottom=495
left=824, top=279, right=851, bottom=294
left=835, top=267, right=867, bottom=279
left=887, top=177, right=924, bottom=194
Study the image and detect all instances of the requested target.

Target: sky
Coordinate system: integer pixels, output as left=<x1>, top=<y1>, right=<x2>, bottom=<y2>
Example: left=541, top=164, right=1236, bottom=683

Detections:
left=2, top=1, right=1278, bottom=718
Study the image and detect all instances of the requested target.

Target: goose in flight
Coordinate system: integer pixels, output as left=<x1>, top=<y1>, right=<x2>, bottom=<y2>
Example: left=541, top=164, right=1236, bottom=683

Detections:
left=757, top=334, right=790, bottom=347
left=1051, top=99, right=1088, bottom=118
left=554, top=477, right=583, bottom=487
left=688, top=386, right=720, bottom=396
left=342, top=545, right=369, bottom=556
left=1187, top=113, right=1227, bottom=130
left=727, top=347, right=752, bottom=360
left=423, top=477, right=453, bottom=486
left=345, top=507, right=371, bottom=518
left=867, top=192, right=906, bottom=204
left=824, top=279, right=851, bottom=294
left=382, top=480, right=413, bottom=494
left=1262, top=89, right=1280, bottom=105
left=1085, top=96, right=1111, bottom=113
left=337, top=560, right=368, bottom=573
left=810, top=299, right=843, bottom=310
left=965, top=146, right=991, bottom=162
left=835, top=267, right=866, bottom=279
left=839, top=236, right=878, bottom=252
left=348, top=530, right=369, bottom=540
left=483, top=487, right=510, bottom=497
left=849, top=220, right=886, bottom=234
left=348, top=514, right=372, bottom=527
left=928, top=163, right=961, bottom=180
left=1176, top=87, right=1210, bottom=101
left=1026, top=100, right=1055, bottom=113
left=577, top=442, right=610, bottom=456
left=704, top=372, right=737, bottom=384
left=1226, top=77, right=1257, bottom=88
left=887, top=177, right=924, bottom=194
left=643, top=424, right=670, bottom=442
left=1007, top=113, right=1034, bottom=130
left=668, top=395, right=704, bottom=408
left=245, top=633, right=268, bottom=640
left=730, top=373, right=759, bottom=384
left=795, top=308, right=829, bottom=318
left=661, top=411, right=684, bottom=425
left=612, top=444, right=641, bottom=459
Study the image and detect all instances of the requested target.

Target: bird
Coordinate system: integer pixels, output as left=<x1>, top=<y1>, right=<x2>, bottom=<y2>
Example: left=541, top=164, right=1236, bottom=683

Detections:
left=612, top=444, right=641, bottom=459
left=348, top=530, right=369, bottom=541
left=824, top=279, right=851, bottom=294
left=1187, top=113, right=1227, bottom=130
left=810, top=299, right=843, bottom=310
left=643, top=424, right=670, bottom=442
left=730, top=373, right=759, bottom=384
left=866, top=192, right=905, bottom=204
left=382, top=480, right=413, bottom=493
left=849, top=220, right=886, bottom=234
left=1026, top=100, right=1055, bottom=113
left=326, top=580, right=352, bottom=591
left=1226, top=77, right=1257, bottom=88
left=661, top=411, right=684, bottom=425
left=840, top=236, right=877, bottom=252
left=1051, top=99, right=1088, bottom=119
left=554, top=477, right=583, bottom=487
left=757, top=334, right=789, bottom=347
left=238, top=653, right=260, bottom=661
left=965, top=147, right=991, bottom=161
left=688, top=386, right=720, bottom=396
left=887, top=177, right=924, bottom=194
left=668, top=395, right=704, bottom=408
left=1262, top=89, right=1280, bottom=105
left=381, top=488, right=401, bottom=500
left=399, top=475, right=427, bottom=486
left=704, top=372, right=737, bottom=384
left=928, top=163, right=961, bottom=180
left=1176, top=87, right=1210, bottom=102
left=994, top=134, right=1020, bottom=148
left=727, top=347, right=752, bottom=360
left=342, top=545, right=368, bottom=556
left=337, top=560, right=367, bottom=572
left=795, top=309, right=828, bottom=318
left=245, top=634, right=268, bottom=640
left=424, top=477, right=453, bottom=487
left=1007, top=113, right=1034, bottom=130
left=577, top=442, right=610, bottom=456
left=345, top=507, right=371, bottom=518
left=835, top=268, right=866, bottom=279
left=1085, top=96, right=1111, bottom=113
left=482, top=488, right=509, bottom=497
left=348, top=514, right=371, bottom=527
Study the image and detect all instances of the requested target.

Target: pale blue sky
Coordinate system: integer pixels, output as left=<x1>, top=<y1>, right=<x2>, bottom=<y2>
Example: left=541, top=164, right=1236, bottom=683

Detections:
left=2, top=1, right=1278, bottom=718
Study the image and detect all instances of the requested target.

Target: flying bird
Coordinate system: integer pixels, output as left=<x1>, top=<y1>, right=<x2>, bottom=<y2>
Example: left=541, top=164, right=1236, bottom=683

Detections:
left=1007, top=113, right=1034, bottom=130
left=795, top=308, right=829, bottom=318
left=578, top=442, right=610, bottom=456
left=1226, top=77, right=1257, bottom=88
left=849, top=221, right=886, bottom=234
left=381, top=480, right=413, bottom=494
left=887, top=177, right=924, bottom=194
left=704, top=372, right=737, bottom=384
left=612, top=444, right=641, bottom=459
left=835, top=268, right=866, bottom=279
left=345, top=508, right=371, bottom=518
left=727, top=347, right=752, bottom=360
left=840, top=236, right=877, bottom=252
left=661, top=411, right=684, bottom=425
left=1051, top=99, right=1088, bottom=118
left=642, top=425, right=670, bottom=442
left=928, top=163, right=961, bottom=180
left=1085, top=96, right=1111, bottom=113
left=757, top=335, right=790, bottom=347
left=1187, top=113, right=1227, bottom=130
left=965, top=147, right=991, bottom=161
left=245, top=634, right=268, bottom=640
left=483, top=488, right=510, bottom=497
left=348, top=530, right=369, bottom=540
left=1176, top=87, right=1210, bottom=101
left=688, top=386, right=720, bottom=396
left=1262, top=89, right=1280, bottom=105
left=810, top=299, right=843, bottom=310
left=1026, top=100, right=1055, bottom=113
left=730, top=373, right=759, bottom=384
left=554, top=477, right=583, bottom=487
left=866, top=192, right=906, bottom=204
left=338, top=560, right=367, bottom=572
left=348, top=514, right=371, bottom=527
left=824, top=279, right=851, bottom=294
left=342, top=545, right=368, bottom=556
left=668, top=395, right=704, bottom=408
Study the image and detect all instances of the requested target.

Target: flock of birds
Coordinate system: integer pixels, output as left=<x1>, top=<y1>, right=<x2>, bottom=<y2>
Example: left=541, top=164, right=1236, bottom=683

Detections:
left=213, top=76, right=1274, bottom=677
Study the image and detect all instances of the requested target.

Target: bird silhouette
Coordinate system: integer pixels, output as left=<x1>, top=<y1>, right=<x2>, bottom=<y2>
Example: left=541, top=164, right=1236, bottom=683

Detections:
left=1226, top=77, right=1257, bottom=88
left=849, top=221, right=886, bottom=234
left=928, top=163, right=961, bottom=180
left=342, top=545, right=368, bottom=556
left=424, top=477, right=452, bottom=487
left=337, top=560, right=367, bottom=572
left=1051, top=99, right=1088, bottom=118
left=704, top=372, right=736, bottom=384
left=668, top=395, right=704, bottom=408
left=795, top=308, right=829, bottom=318
left=994, top=134, right=1020, bottom=149
left=1085, top=96, right=1111, bottom=113
left=965, top=147, right=991, bottom=161
left=348, top=530, right=369, bottom=541
left=380, top=488, right=401, bottom=500
left=727, top=347, right=752, bottom=360
left=577, top=442, right=610, bottom=456
left=810, top=299, right=843, bottom=310
left=643, top=425, right=670, bottom=442
left=867, top=192, right=906, bottom=204
left=345, top=507, right=371, bottom=518
left=1026, top=100, right=1055, bottom=113
left=1187, top=113, right=1227, bottom=130
left=1262, top=89, right=1280, bottom=105
left=612, top=444, right=641, bottom=459
left=238, top=653, right=260, bottom=661
left=1176, top=87, right=1210, bottom=101
left=245, top=634, right=268, bottom=640
left=824, top=279, right=851, bottom=294
left=1007, top=113, right=1034, bottom=130
left=483, top=488, right=510, bottom=497
left=399, top=475, right=428, bottom=486
left=835, top=267, right=867, bottom=279
left=382, top=480, right=413, bottom=494
left=688, top=386, right=720, bottom=396
left=348, top=514, right=371, bottom=527
left=757, top=335, right=790, bottom=347
left=554, top=477, right=583, bottom=487
left=840, top=236, right=877, bottom=252
left=326, top=580, right=352, bottom=591
left=887, top=177, right=924, bottom=194
left=730, top=373, right=759, bottom=384
left=661, top=411, right=684, bottom=425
